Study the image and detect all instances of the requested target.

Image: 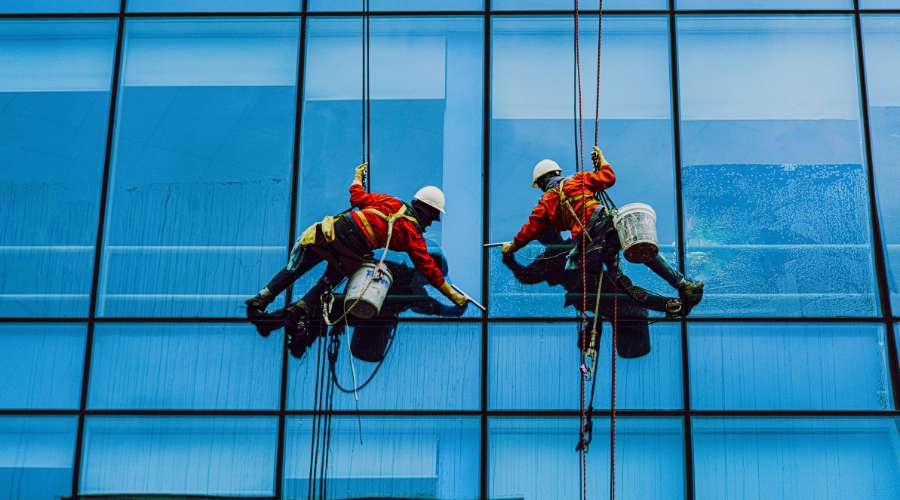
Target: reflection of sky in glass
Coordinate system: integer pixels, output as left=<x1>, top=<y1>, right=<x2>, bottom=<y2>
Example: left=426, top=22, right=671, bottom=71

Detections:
left=490, top=417, right=684, bottom=500
left=288, top=323, right=481, bottom=411
left=100, top=18, right=299, bottom=317
left=0, top=417, right=77, bottom=500
left=0, top=0, right=118, bottom=13
left=693, top=418, right=900, bottom=499
left=128, top=0, right=297, bottom=11
left=0, top=20, right=117, bottom=317
left=863, top=15, right=900, bottom=311
left=0, top=324, right=85, bottom=409
left=690, top=323, right=893, bottom=410
left=679, top=16, right=877, bottom=317
left=489, top=322, right=682, bottom=410
left=284, top=417, right=479, bottom=499
left=678, top=0, right=851, bottom=9
left=81, top=417, right=278, bottom=496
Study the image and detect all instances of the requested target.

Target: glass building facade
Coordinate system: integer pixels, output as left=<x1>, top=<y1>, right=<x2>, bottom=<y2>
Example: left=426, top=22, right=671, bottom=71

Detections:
left=1, top=1, right=898, bottom=499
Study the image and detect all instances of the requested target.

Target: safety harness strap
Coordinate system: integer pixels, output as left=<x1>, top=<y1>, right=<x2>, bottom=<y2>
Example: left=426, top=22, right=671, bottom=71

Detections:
left=356, top=205, right=419, bottom=247
left=556, top=180, right=599, bottom=241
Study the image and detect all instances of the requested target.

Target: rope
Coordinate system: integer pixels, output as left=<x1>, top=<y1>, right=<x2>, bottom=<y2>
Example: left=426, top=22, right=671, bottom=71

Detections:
left=594, top=0, right=604, bottom=147
left=610, top=260, right=618, bottom=500
left=361, top=0, right=371, bottom=191
left=573, top=3, right=589, bottom=500
left=574, top=2, right=611, bottom=500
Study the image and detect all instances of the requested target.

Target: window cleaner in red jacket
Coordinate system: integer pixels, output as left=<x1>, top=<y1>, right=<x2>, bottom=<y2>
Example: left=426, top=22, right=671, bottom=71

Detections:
left=246, top=163, right=468, bottom=342
left=501, top=147, right=703, bottom=316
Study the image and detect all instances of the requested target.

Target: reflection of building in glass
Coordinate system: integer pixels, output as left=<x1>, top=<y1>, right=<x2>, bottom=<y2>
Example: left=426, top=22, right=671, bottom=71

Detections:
left=0, top=1, right=898, bottom=500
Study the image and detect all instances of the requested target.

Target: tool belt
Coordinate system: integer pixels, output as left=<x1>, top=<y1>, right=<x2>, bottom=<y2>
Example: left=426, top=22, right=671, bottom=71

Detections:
left=294, top=214, right=373, bottom=275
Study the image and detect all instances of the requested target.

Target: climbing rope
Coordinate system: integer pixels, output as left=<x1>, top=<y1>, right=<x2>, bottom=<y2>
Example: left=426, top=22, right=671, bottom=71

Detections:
left=307, top=2, right=373, bottom=495
left=361, top=0, right=372, bottom=191
left=307, top=317, right=335, bottom=500
left=573, top=1, right=616, bottom=500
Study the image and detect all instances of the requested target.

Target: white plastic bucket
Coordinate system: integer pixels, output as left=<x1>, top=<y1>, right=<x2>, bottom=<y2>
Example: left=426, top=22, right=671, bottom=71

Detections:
left=613, top=203, right=659, bottom=264
left=345, top=261, right=394, bottom=319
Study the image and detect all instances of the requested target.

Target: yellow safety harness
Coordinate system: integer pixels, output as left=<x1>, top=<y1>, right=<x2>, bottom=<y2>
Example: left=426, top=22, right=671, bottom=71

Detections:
left=354, top=204, right=419, bottom=248
left=556, top=179, right=599, bottom=241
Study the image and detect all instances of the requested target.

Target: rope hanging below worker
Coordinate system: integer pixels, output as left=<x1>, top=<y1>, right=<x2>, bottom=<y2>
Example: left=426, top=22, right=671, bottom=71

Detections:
left=307, top=3, right=373, bottom=496
left=572, top=1, right=617, bottom=500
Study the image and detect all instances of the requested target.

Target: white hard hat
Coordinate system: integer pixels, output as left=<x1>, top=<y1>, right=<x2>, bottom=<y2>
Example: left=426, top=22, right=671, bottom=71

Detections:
left=532, top=159, right=562, bottom=188
left=413, top=185, right=445, bottom=213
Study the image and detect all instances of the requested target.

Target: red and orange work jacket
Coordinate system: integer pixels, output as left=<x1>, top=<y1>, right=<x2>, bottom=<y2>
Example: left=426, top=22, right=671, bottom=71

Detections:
left=510, top=165, right=616, bottom=251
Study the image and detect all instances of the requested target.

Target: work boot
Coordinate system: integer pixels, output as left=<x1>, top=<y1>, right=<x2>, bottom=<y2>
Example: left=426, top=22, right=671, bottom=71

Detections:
left=245, top=289, right=276, bottom=337
left=678, top=280, right=704, bottom=316
left=286, top=329, right=309, bottom=360
left=665, top=299, right=683, bottom=318
left=284, top=300, right=310, bottom=359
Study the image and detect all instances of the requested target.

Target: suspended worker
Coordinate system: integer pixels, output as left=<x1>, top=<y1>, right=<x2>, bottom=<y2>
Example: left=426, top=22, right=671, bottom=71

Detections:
left=501, top=147, right=704, bottom=316
left=245, top=163, right=469, bottom=337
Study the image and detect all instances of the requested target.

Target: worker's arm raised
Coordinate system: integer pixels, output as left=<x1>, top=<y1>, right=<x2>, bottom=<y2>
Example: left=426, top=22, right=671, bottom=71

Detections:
left=587, top=147, right=615, bottom=191
left=352, top=162, right=367, bottom=186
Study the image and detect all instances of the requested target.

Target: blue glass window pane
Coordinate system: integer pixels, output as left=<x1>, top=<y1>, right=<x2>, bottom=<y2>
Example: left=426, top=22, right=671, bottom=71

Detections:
left=693, top=417, right=900, bottom=499
left=0, top=1, right=118, bottom=13
left=0, top=325, right=84, bottom=409
left=289, top=323, right=479, bottom=410
left=99, top=19, right=298, bottom=317
left=284, top=417, right=478, bottom=498
left=128, top=0, right=298, bottom=11
left=88, top=324, right=281, bottom=410
left=862, top=16, right=900, bottom=312
left=309, top=0, right=483, bottom=11
left=678, top=0, right=851, bottom=9
left=489, top=322, right=682, bottom=410
left=678, top=16, right=876, bottom=317
left=0, top=20, right=116, bottom=317
left=294, top=17, right=483, bottom=318
left=490, top=417, right=684, bottom=499
left=80, top=416, right=278, bottom=496
left=492, top=0, right=665, bottom=10
left=689, top=323, right=893, bottom=410
left=490, top=16, right=676, bottom=317
left=0, top=417, right=77, bottom=500
left=862, top=0, right=900, bottom=7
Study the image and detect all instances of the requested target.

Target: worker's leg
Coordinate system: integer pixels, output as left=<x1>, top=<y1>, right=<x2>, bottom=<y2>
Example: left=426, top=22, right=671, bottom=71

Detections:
left=605, top=258, right=683, bottom=316
left=644, top=254, right=704, bottom=314
left=282, top=262, right=345, bottom=357
left=245, top=241, right=327, bottom=337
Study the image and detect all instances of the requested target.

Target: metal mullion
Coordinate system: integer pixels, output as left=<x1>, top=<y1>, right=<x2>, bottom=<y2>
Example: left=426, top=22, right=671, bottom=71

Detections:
left=480, top=5, right=491, bottom=499
left=668, top=3, right=695, bottom=498
left=3, top=408, right=898, bottom=417
left=70, top=0, right=127, bottom=496
left=273, top=3, right=309, bottom=498
left=1, top=315, right=894, bottom=324
left=852, top=2, right=900, bottom=410
left=10, top=8, right=900, bottom=20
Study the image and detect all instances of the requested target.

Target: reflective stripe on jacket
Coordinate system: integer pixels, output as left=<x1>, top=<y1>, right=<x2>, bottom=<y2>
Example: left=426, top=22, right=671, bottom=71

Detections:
left=348, top=183, right=446, bottom=288
left=511, top=165, right=616, bottom=251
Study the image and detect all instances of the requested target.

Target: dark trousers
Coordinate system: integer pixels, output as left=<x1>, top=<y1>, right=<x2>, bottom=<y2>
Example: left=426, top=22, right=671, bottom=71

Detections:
left=576, top=208, right=686, bottom=312
left=264, top=215, right=371, bottom=307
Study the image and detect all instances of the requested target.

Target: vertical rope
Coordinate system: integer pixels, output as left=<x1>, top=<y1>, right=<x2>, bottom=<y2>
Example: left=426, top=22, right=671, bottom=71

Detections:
left=610, top=290, right=618, bottom=500
left=573, top=3, right=589, bottom=500
left=594, top=0, right=604, bottom=146
left=361, top=0, right=371, bottom=191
